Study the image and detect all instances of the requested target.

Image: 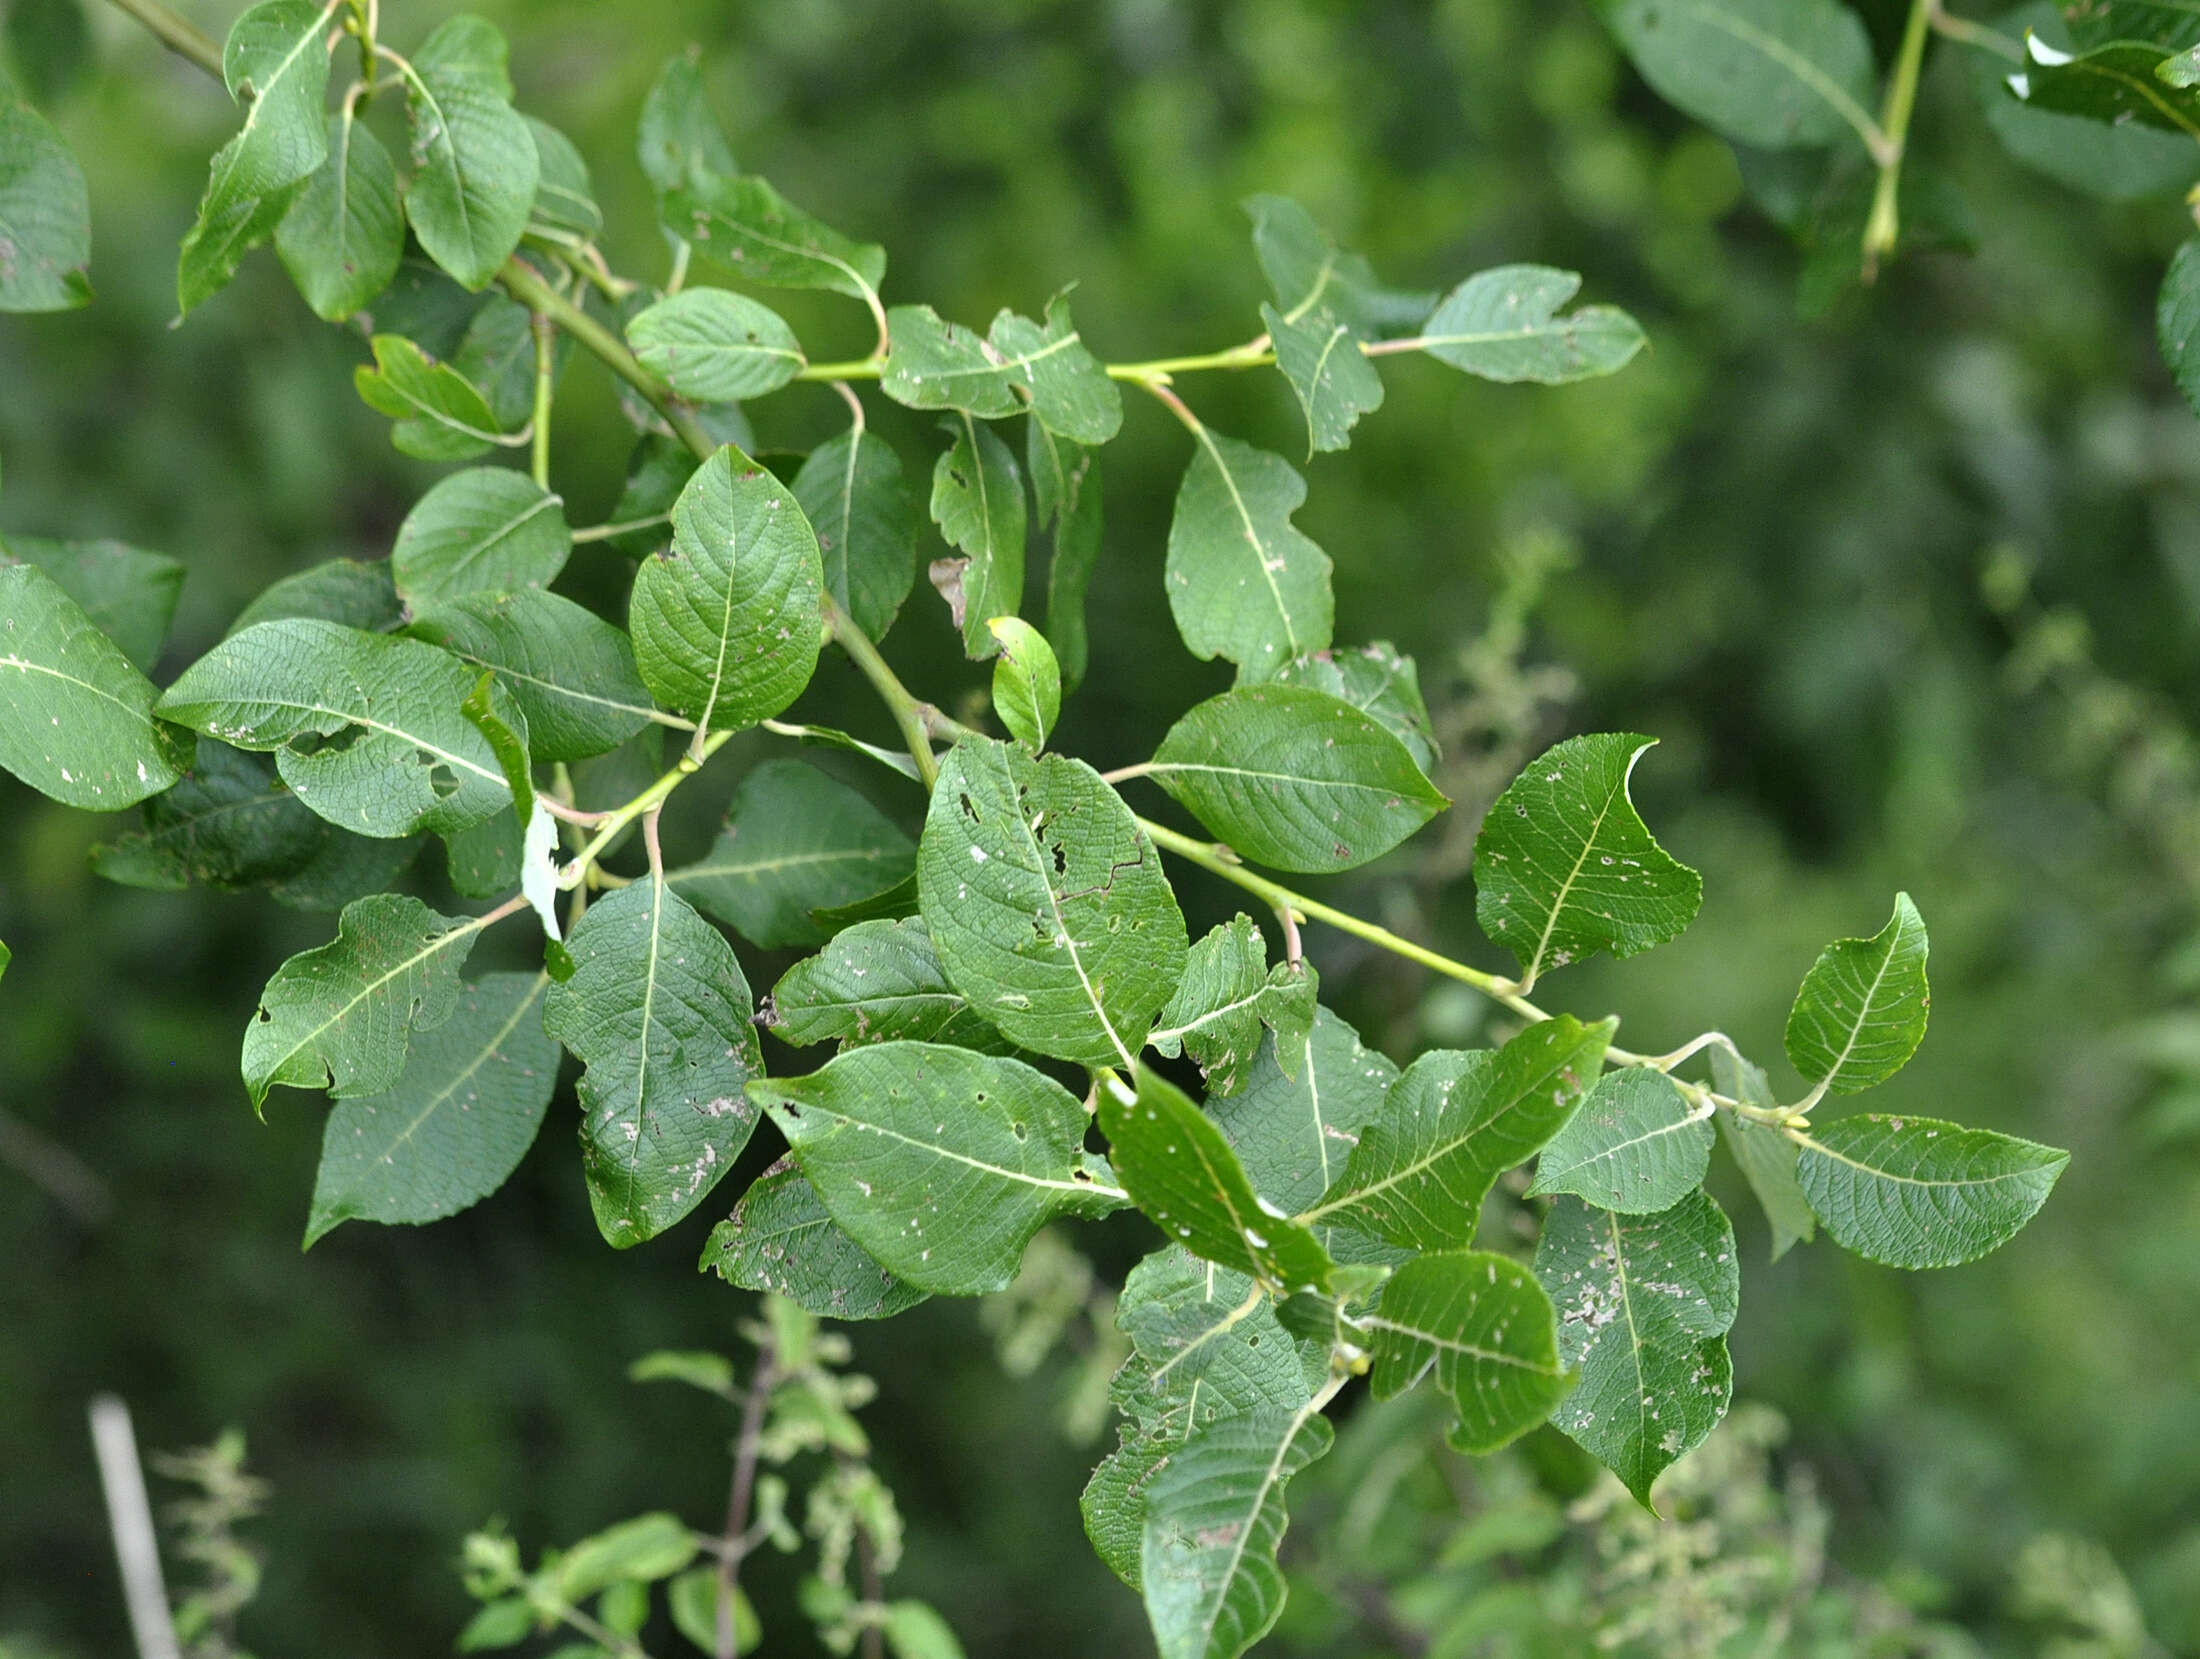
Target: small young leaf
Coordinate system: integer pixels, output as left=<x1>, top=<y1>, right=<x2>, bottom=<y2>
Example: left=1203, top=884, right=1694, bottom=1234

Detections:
left=917, top=736, right=1187, bottom=1068
left=305, top=971, right=556, bottom=1245
left=3, top=533, right=185, bottom=673
left=551, top=1513, right=696, bottom=1601
left=1589, top=0, right=1879, bottom=150
left=662, top=172, right=886, bottom=302
left=1145, top=684, right=1447, bottom=873
left=1473, top=733, right=1702, bottom=987
left=1529, top=1069, right=1713, bottom=1214
left=667, top=759, right=914, bottom=950
left=543, top=875, right=763, bottom=1247
left=702, top=1157, right=929, bottom=1320
left=390, top=469, right=571, bottom=610
left=629, top=444, right=826, bottom=735
left=1261, top=302, right=1384, bottom=455
left=987, top=617, right=1060, bottom=751
left=791, top=423, right=919, bottom=643
left=1794, top=1116, right=2068, bottom=1269
left=1165, top=433, right=1333, bottom=685
left=1029, top=423, right=1103, bottom=692
left=928, top=415, right=1026, bottom=660
left=1305, top=1016, right=1615, bottom=1252
left=668, top=1570, right=760, bottom=1657
left=90, top=738, right=323, bottom=893
left=1242, top=195, right=1433, bottom=339
left=638, top=48, right=736, bottom=194
left=1784, top=894, right=1930, bottom=1096
left=242, top=892, right=484, bottom=1111
left=749, top=1042, right=1124, bottom=1295
left=1206, top=1007, right=1394, bottom=1220
left=354, top=334, right=504, bottom=460
left=1099, top=1066, right=1337, bottom=1296
left=1363, top=1250, right=1575, bottom=1452
left=1148, top=917, right=1318, bottom=1100
left=764, top=917, right=1010, bottom=1054
left=0, top=562, right=179, bottom=810
left=407, top=589, right=655, bottom=764
left=629, top=288, right=806, bottom=402
left=883, top=296, right=1121, bottom=443
left=229, top=557, right=401, bottom=635
left=398, top=15, right=538, bottom=290
left=523, top=116, right=601, bottom=246
left=1711, top=1046, right=1815, bottom=1260
left=0, top=88, right=91, bottom=311
left=1535, top=1190, right=1739, bottom=1506
left=1417, top=267, right=1645, bottom=384
left=274, top=108, right=403, bottom=322
left=1271, top=642, right=1436, bottom=772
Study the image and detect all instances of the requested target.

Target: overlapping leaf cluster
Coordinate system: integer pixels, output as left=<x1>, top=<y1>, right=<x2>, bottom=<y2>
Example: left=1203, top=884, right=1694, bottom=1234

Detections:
left=0, top=12, right=2069, bottom=1658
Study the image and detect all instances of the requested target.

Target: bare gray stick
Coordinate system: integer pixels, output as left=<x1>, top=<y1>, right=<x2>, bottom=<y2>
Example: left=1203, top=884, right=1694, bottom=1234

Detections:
left=88, top=1394, right=181, bottom=1659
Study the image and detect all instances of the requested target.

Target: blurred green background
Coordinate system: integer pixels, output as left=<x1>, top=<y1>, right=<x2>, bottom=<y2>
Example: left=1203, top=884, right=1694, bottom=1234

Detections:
left=3, top=0, right=2198, bottom=1653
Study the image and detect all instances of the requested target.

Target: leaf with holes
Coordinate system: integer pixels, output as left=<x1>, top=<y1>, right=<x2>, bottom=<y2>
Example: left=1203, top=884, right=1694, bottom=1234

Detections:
left=1795, top=1116, right=2068, bottom=1269
left=1363, top=1250, right=1575, bottom=1453
left=1711, top=1046, right=1815, bottom=1260
left=406, top=588, right=655, bottom=764
left=275, top=108, right=403, bottom=322
left=917, top=735, right=1186, bottom=1068
left=988, top=617, right=1060, bottom=752
left=1030, top=423, right=1103, bottom=692
left=1417, top=266, right=1645, bottom=385
left=629, top=288, right=806, bottom=402
left=354, top=335, right=504, bottom=461
left=1271, top=643, right=1435, bottom=772
left=929, top=415, right=1026, bottom=660
left=0, top=89, right=91, bottom=311
left=1529, top=1068, right=1712, bottom=1214
left=1784, top=894, right=1929, bottom=1096
left=764, top=918, right=1011, bottom=1055
left=1148, top=917, right=1318, bottom=1100
left=1588, top=0, right=1880, bottom=150
left=1164, top=433, right=1332, bottom=685
left=749, top=1042, right=1124, bottom=1295
left=883, top=296, right=1121, bottom=443
left=792, top=423, right=919, bottom=643
left=662, top=172, right=886, bottom=303
left=390, top=469, right=571, bottom=609
left=1262, top=302, right=1384, bottom=455
left=702, top=1158, right=929, bottom=1321
left=0, top=563, right=179, bottom=810
left=398, top=14, right=538, bottom=290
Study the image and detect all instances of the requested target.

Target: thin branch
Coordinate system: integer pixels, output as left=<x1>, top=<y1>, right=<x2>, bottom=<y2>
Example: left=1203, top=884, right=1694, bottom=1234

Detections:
left=0, top=1107, right=112, bottom=1223
left=102, top=0, right=223, bottom=78
left=717, top=1336, right=778, bottom=1659
left=88, top=1395, right=181, bottom=1659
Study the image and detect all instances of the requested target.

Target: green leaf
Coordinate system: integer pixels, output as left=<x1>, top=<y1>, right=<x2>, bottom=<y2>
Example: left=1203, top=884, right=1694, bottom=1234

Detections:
left=626, top=1349, right=736, bottom=1396
left=305, top=971, right=556, bottom=1244
left=2162, top=237, right=2200, bottom=418
left=1271, top=642, right=1436, bottom=772
left=454, top=295, right=560, bottom=432
left=523, top=116, right=601, bottom=246
left=229, top=557, right=401, bottom=635
left=158, top=619, right=516, bottom=837
left=265, top=825, right=419, bottom=913
left=274, top=108, right=403, bottom=322
left=242, top=891, right=484, bottom=1111
left=0, top=562, right=178, bottom=809
left=1535, top=1191, right=1739, bottom=1506
left=629, top=444, right=826, bottom=735
left=1206, top=1006, right=1394, bottom=1219
left=764, top=917, right=1010, bottom=1054
left=390, top=468, right=571, bottom=610
left=917, top=735, right=1187, bottom=1068
left=1473, top=733, right=1702, bottom=988
left=880, top=1602, right=964, bottom=1659
left=1416, top=267, right=1645, bottom=384
left=0, top=938, right=9, bottom=982
left=629, top=288, right=806, bottom=402
left=638, top=48, right=735, bottom=193
left=1029, top=423, right=1102, bottom=692
left=1784, top=893, right=1930, bottom=1096
left=1100, top=1066, right=1337, bottom=1295
left=89, top=738, right=324, bottom=893
left=354, top=334, right=504, bottom=460
left=987, top=617, right=1059, bottom=751
left=1140, top=1405, right=1333, bottom=1659
left=407, top=589, right=655, bottom=764
left=1164, top=432, right=1332, bottom=685
left=668, top=759, right=914, bottom=950
left=1528, top=1069, right=1713, bottom=1214
left=552, top=1513, right=696, bottom=1601
left=1261, top=302, right=1384, bottom=455
left=749, top=1042, right=1124, bottom=1295
left=668, top=1569, right=759, bottom=1657
left=176, top=0, right=337, bottom=314
left=701, top=1157, right=929, bottom=1320
left=1145, top=684, right=1447, bottom=873
left=2008, top=36, right=2200, bottom=137
left=1363, top=1251, right=1575, bottom=1453
left=1242, top=195, right=1433, bottom=339
left=1795, top=1115, right=2068, bottom=1269
left=0, top=87, right=91, bottom=311
left=1589, top=0, right=1880, bottom=150
left=882, top=296, right=1121, bottom=443
left=1304, top=1016, right=1615, bottom=1252
left=457, top=1597, right=533, bottom=1651
left=398, top=15, right=538, bottom=290
left=543, top=875, right=762, bottom=1247
left=5, top=0, right=92, bottom=108
left=3, top=534, right=184, bottom=673
left=440, top=810, right=521, bottom=901
left=1711, top=1046, right=1815, bottom=1260
left=928, top=414, right=1027, bottom=660
left=662, top=172, right=886, bottom=303
left=1147, top=918, right=1318, bottom=1101
left=791, top=423, right=919, bottom=643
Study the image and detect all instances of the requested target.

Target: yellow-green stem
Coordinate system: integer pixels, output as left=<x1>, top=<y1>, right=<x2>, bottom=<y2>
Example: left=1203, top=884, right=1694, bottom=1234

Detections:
left=1863, top=0, right=1935, bottom=279
left=102, top=0, right=222, bottom=77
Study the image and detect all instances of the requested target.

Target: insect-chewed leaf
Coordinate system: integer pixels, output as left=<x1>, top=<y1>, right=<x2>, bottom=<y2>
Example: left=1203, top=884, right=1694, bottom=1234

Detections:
left=543, top=875, right=763, bottom=1248
left=1529, top=1068, right=1712, bottom=1214
left=629, top=444, right=825, bottom=734
left=918, top=735, right=1187, bottom=1068
left=229, top=558, right=401, bottom=635
left=1474, top=733, right=1701, bottom=987
left=1363, top=1250, right=1575, bottom=1453
left=1262, top=302, right=1384, bottom=455
left=242, top=891, right=485, bottom=1111
left=3, top=534, right=185, bottom=674
left=275, top=109, right=402, bottom=321
left=1148, top=917, right=1317, bottom=1100
left=1416, top=266, right=1645, bottom=384
left=158, top=619, right=516, bottom=837
left=1535, top=1191, right=1739, bottom=1506
left=1588, top=0, right=1878, bottom=150
left=90, top=738, right=324, bottom=893
left=1140, top=1405, right=1334, bottom=1659
left=668, top=759, right=914, bottom=950
left=629, top=288, right=806, bottom=402
left=407, top=588, right=654, bottom=764
left=929, top=415, right=1027, bottom=660
left=987, top=617, right=1060, bottom=752
left=398, top=14, right=538, bottom=290
left=1146, top=684, right=1447, bottom=873
left=1795, top=1115, right=2068, bottom=1269
left=0, top=563, right=179, bottom=810
left=661, top=172, right=886, bottom=301
left=1784, top=894, right=1929, bottom=1096
left=1100, top=1066, right=1336, bottom=1296
left=1208, top=1007, right=1396, bottom=1230
left=305, top=970, right=556, bottom=1244
left=765, top=917, right=1010, bottom=1055
left=792, top=424, right=919, bottom=644
left=1711, top=1046, right=1815, bottom=1261
left=1029, top=422, right=1103, bottom=692
left=1305, top=1016, right=1614, bottom=1253
left=701, top=1158, right=929, bottom=1320
left=1271, top=642, right=1436, bottom=771
left=0, top=89, right=91, bottom=311
left=390, top=468, right=571, bottom=609
left=1242, top=195, right=1434, bottom=339
left=638, top=48, right=736, bottom=194
left=1164, top=432, right=1332, bottom=685
left=883, top=296, right=1121, bottom=443
left=353, top=335, right=503, bottom=460
left=748, top=1042, right=1125, bottom=1295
